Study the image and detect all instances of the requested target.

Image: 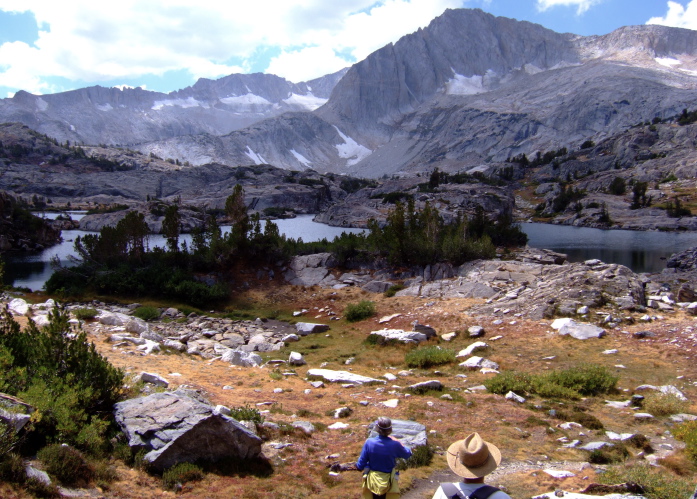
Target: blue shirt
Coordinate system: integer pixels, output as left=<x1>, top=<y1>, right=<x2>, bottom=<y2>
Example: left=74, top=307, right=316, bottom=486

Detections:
left=356, top=435, right=412, bottom=473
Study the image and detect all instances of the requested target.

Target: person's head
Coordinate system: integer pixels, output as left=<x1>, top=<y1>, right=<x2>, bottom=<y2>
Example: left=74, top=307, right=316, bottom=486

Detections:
left=376, top=417, right=392, bottom=437
left=446, top=433, right=501, bottom=479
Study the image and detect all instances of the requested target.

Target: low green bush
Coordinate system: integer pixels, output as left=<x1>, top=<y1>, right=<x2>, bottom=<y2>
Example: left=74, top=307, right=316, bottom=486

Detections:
left=0, top=451, right=26, bottom=484
left=162, top=462, right=204, bottom=490
left=395, top=445, right=433, bottom=470
left=641, top=392, right=689, bottom=417
left=133, top=306, right=160, bottom=321
left=37, top=444, right=94, bottom=487
left=485, top=364, right=618, bottom=400
left=73, top=308, right=99, bottom=320
left=344, top=300, right=376, bottom=322
left=674, top=420, right=697, bottom=462
left=545, top=364, right=618, bottom=396
left=384, top=284, right=405, bottom=297
left=405, top=346, right=455, bottom=368
left=599, top=462, right=693, bottom=499
left=587, top=443, right=628, bottom=464
left=228, top=404, right=264, bottom=425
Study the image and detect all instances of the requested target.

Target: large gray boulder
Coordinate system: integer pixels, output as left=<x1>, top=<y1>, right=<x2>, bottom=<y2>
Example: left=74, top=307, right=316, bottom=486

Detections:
left=367, top=419, right=427, bottom=448
left=0, top=393, right=33, bottom=432
left=296, top=322, right=330, bottom=335
left=558, top=321, right=606, bottom=340
left=284, top=253, right=338, bottom=286
left=368, top=329, right=428, bottom=343
left=114, top=391, right=262, bottom=471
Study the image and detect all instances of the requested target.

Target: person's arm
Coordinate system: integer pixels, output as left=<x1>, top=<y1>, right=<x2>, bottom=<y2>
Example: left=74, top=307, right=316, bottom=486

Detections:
left=356, top=440, right=370, bottom=471
left=396, top=440, right=412, bottom=459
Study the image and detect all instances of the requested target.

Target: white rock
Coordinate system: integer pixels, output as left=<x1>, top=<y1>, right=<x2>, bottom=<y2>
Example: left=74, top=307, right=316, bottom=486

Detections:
left=505, top=391, right=526, bottom=404
left=383, top=373, right=397, bottom=381
left=328, top=422, right=349, bottom=430
left=288, top=351, right=306, bottom=366
left=605, top=400, right=632, bottom=408
left=378, top=313, right=402, bottom=324
left=579, top=441, right=612, bottom=451
left=382, top=399, right=399, bottom=408
left=441, top=332, right=457, bottom=342
left=456, top=341, right=489, bottom=358
left=369, top=329, right=428, bottom=343
left=550, top=318, right=574, bottom=330
left=282, top=334, right=300, bottom=343
left=634, top=413, right=654, bottom=420
left=307, top=369, right=385, bottom=386
left=558, top=321, right=606, bottom=340
left=139, top=372, right=169, bottom=387
left=543, top=469, right=576, bottom=478
left=634, top=384, right=688, bottom=401
left=220, top=350, right=263, bottom=367
left=214, top=405, right=231, bottom=416
left=606, top=431, right=634, bottom=441
left=8, top=298, right=29, bottom=316
left=603, top=349, right=619, bottom=355
left=459, top=356, right=499, bottom=371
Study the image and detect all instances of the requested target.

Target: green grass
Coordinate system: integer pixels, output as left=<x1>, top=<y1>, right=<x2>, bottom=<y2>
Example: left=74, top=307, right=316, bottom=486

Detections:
left=599, top=463, right=694, bottom=499
left=405, top=346, right=455, bottom=368
left=344, top=300, right=376, bottom=322
left=484, top=364, right=618, bottom=400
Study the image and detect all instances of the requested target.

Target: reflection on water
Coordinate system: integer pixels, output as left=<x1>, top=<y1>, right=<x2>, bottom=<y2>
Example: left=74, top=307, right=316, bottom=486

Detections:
left=6, top=219, right=697, bottom=291
left=521, top=223, right=697, bottom=273
left=3, top=215, right=366, bottom=291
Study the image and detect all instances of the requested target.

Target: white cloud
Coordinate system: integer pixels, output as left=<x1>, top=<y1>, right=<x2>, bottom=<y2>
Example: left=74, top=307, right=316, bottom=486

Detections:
left=536, top=0, right=604, bottom=15
left=0, top=0, right=468, bottom=93
left=647, top=1, right=697, bottom=30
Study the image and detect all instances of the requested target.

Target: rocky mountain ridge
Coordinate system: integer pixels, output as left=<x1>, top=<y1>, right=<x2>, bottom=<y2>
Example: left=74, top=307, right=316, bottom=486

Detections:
left=3, top=9, right=697, bottom=179
left=0, top=69, right=347, bottom=146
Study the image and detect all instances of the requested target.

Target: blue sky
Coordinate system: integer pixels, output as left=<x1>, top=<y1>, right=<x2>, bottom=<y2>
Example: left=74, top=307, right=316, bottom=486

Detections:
left=0, top=0, right=694, bottom=98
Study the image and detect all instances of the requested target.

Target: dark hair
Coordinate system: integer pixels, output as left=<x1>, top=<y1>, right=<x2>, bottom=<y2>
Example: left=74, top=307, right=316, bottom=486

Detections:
left=376, top=417, right=392, bottom=436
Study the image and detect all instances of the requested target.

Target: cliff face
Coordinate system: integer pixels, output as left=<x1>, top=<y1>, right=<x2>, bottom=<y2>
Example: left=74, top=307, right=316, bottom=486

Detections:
left=4, top=9, right=697, bottom=178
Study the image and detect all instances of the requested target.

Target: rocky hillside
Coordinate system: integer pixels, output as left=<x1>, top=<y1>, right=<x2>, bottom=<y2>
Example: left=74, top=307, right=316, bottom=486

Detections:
left=3, top=9, right=697, bottom=179
left=513, top=118, right=697, bottom=230
left=0, top=70, right=347, bottom=146
left=135, top=9, right=697, bottom=177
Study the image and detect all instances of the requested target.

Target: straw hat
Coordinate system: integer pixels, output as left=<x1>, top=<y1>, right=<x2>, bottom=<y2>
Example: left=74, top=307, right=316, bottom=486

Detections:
left=446, top=433, right=501, bottom=478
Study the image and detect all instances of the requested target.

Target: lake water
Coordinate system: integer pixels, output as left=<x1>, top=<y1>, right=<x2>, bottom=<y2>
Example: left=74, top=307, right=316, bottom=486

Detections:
left=522, top=223, right=697, bottom=273
left=3, top=215, right=366, bottom=291
left=5, top=218, right=697, bottom=291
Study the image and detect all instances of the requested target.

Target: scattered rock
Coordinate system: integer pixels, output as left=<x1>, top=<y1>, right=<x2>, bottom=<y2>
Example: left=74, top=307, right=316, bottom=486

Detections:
left=367, top=419, right=428, bottom=447
left=296, top=322, right=330, bottom=335
left=307, top=369, right=386, bottom=386
left=368, top=329, right=428, bottom=343
left=139, top=372, right=169, bottom=388
left=557, top=320, right=606, bottom=340
left=406, top=380, right=443, bottom=393
left=456, top=341, right=489, bottom=358
left=467, top=326, right=485, bottom=338
left=292, top=421, right=315, bottom=434
left=459, top=356, right=499, bottom=371
left=288, top=351, right=306, bottom=366
left=505, top=391, right=526, bottom=404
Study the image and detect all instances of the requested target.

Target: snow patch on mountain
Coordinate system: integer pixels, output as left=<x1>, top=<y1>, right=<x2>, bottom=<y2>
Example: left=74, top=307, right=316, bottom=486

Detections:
left=333, top=126, right=372, bottom=166
left=152, top=97, right=207, bottom=111
left=96, top=103, right=113, bottom=112
left=245, top=146, right=267, bottom=165
left=219, top=93, right=272, bottom=107
left=290, top=149, right=312, bottom=167
left=36, top=98, right=48, bottom=111
left=283, top=93, right=328, bottom=111
left=445, top=73, right=484, bottom=95
left=656, top=57, right=681, bottom=67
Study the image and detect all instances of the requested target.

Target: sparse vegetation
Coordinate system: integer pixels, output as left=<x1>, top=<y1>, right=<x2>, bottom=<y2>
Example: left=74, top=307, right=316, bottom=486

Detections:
left=405, top=346, right=455, bottom=368
left=484, top=364, right=618, bottom=400
left=344, top=300, right=376, bottom=322
left=162, top=462, right=204, bottom=490
left=73, top=308, right=99, bottom=320
left=37, top=444, right=94, bottom=487
left=133, top=306, right=160, bottom=321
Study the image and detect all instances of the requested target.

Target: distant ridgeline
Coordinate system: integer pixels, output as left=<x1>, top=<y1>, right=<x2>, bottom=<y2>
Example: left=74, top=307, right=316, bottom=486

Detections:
left=0, top=191, right=61, bottom=252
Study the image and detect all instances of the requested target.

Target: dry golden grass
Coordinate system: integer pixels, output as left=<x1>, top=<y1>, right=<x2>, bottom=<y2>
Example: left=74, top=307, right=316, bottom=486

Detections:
left=9, top=281, right=697, bottom=498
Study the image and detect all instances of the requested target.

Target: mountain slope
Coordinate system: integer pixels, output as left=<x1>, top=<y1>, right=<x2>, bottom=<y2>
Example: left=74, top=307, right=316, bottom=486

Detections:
left=0, top=70, right=347, bottom=146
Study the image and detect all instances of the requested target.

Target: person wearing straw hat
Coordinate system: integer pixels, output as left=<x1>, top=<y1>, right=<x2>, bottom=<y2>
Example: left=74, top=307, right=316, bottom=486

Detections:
left=431, top=433, right=511, bottom=499
left=357, top=417, right=412, bottom=499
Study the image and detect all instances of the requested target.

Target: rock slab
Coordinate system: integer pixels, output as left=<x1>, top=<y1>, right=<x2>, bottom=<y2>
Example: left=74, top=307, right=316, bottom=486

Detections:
left=113, top=391, right=262, bottom=471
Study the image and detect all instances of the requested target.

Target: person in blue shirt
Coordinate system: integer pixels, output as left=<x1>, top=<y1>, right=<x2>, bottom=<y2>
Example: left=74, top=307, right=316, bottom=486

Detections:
left=356, top=417, right=412, bottom=499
